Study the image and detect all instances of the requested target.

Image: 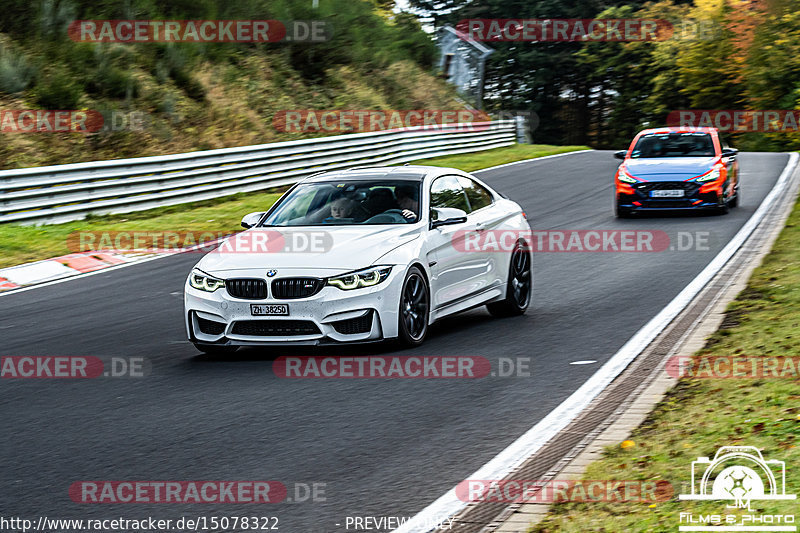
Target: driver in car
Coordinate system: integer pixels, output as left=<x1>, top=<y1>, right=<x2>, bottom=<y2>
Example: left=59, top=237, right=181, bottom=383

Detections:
left=395, top=185, right=419, bottom=221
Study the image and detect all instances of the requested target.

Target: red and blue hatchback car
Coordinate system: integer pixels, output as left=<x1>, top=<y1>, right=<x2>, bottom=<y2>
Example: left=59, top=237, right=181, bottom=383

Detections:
left=614, top=127, right=740, bottom=217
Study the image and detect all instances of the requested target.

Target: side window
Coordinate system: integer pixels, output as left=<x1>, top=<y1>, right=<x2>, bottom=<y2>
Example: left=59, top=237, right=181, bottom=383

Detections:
left=430, top=176, right=469, bottom=213
left=458, top=176, right=494, bottom=211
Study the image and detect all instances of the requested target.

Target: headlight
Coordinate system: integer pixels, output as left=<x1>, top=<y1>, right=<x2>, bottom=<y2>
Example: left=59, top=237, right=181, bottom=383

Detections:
left=327, top=266, right=392, bottom=290
left=189, top=269, right=225, bottom=292
left=695, top=169, right=721, bottom=182
left=617, top=169, right=638, bottom=183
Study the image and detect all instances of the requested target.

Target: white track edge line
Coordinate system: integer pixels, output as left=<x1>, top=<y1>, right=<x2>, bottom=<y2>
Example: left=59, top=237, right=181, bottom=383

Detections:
left=472, top=149, right=594, bottom=174
left=393, top=151, right=799, bottom=533
left=0, top=149, right=593, bottom=297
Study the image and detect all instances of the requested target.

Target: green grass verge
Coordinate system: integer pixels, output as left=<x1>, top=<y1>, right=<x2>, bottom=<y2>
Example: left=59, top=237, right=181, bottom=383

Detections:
left=0, top=144, right=588, bottom=270
left=0, top=192, right=284, bottom=270
left=530, top=198, right=800, bottom=532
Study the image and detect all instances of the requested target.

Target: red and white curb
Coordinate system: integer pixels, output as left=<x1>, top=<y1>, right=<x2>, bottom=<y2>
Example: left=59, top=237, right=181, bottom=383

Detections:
left=0, top=252, right=160, bottom=292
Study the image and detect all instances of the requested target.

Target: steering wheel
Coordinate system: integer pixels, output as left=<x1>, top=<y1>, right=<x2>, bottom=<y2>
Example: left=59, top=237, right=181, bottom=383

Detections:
left=364, top=209, right=409, bottom=224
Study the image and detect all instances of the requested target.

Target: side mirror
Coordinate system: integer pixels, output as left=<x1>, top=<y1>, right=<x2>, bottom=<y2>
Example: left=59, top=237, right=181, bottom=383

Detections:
left=721, top=148, right=739, bottom=158
left=241, top=212, right=266, bottom=229
left=614, top=150, right=627, bottom=160
left=430, top=207, right=468, bottom=229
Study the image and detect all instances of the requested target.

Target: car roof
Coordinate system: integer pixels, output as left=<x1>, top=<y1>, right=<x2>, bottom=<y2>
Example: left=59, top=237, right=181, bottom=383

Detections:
left=301, top=165, right=461, bottom=183
left=637, top=126, right=718, bottom=136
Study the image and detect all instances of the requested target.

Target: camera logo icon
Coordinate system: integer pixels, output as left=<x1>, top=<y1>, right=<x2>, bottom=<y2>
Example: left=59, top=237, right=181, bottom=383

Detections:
left=679, top=446, right=796, bottom=510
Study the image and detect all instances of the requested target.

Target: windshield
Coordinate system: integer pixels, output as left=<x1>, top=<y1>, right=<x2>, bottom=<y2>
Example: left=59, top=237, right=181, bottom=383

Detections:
left=630, top=132, right=716, bottom=158
left=261, top=179, right=422, bottom=226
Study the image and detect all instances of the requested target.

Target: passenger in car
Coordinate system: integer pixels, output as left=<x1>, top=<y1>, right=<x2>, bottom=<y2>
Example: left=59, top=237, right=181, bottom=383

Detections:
left=324, top=196, right=356, bottom=223
left=330, top=197, right=354, bottom=218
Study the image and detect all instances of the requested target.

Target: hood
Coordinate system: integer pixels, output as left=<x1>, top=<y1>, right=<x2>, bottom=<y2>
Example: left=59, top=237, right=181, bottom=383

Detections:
left=196, top=225, right=421, bottom=274
left=625, top=157, right=718, bottom=181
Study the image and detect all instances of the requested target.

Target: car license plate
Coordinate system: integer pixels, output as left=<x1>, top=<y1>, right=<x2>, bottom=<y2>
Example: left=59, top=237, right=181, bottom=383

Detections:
left=650, top=189, right=684, bottom=198
left=250, top=304, right=289, bottom=316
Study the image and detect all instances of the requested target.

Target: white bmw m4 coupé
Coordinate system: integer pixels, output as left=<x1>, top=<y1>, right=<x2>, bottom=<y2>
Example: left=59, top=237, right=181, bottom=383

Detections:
left=184, top=165, right=532, bottom=353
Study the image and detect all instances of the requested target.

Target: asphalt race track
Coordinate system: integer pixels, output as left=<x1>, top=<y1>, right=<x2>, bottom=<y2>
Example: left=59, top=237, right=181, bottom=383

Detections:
left=0, top=151, right=789, bottom=531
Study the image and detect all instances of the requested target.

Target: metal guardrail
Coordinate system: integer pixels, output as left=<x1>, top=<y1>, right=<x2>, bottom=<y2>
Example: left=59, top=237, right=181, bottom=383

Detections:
left=0, top=120, right=518, bottom=225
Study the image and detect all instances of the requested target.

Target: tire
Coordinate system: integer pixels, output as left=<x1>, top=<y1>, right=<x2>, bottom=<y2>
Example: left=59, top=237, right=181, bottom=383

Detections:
left=717, top=186, right=730, bottom=215
left=193, top=343, right=238, bottom=356
left=487, top=243, right=532, bottom=318
left=728, top=186, right=739, bottom=208
left=396, top=266, right=430, bottom=347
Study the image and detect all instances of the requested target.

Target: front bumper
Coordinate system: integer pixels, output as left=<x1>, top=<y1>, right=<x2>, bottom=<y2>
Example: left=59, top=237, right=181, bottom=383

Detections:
left=617, top=180, right=723, bottom=210
left=184, top=268, right=404, bottom=346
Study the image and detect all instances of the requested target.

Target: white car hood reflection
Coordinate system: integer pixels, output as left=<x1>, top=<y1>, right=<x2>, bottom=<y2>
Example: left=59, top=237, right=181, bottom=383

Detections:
left=198, top=225, right=421, bottom=273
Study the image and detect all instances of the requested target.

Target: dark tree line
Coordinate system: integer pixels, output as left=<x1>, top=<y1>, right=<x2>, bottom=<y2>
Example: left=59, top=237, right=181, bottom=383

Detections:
left=413, top=0, right=800, bottom=150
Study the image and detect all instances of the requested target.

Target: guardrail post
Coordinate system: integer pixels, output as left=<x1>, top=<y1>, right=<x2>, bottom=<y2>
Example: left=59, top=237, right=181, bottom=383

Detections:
left=515, top=115, right=528, bottom=144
